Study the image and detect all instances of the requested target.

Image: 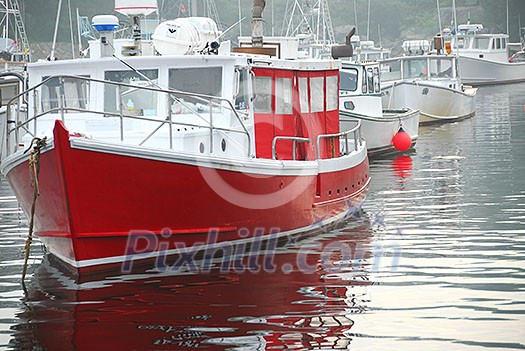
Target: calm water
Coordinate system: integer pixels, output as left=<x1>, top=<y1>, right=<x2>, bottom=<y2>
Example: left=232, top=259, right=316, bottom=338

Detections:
left=0, top=84, right=524, bottom=350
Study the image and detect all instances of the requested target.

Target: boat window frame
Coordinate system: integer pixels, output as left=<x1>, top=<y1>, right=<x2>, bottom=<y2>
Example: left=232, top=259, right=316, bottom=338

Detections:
left=299, top=76, right=309, bottom=113
left=340, top=68, right=359, bottom=92
left=104, top=69, right=159, bottom=117
left=310, top=76, right=325, bottom=113
left=234, top=67, right=250, bottom=110
left=275, top=77, right=293, bottom=114
left=326, top=74, right=338, bottom=111
left=253, top=75, right=273, bottom=114
left=168, top=66, right=223, bottom=108
left=40, top=75, right=90, bottom=112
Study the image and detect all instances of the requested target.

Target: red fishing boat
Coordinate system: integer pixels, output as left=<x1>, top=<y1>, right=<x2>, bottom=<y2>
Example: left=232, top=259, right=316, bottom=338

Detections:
left=0, top=1, right=369, bottom=273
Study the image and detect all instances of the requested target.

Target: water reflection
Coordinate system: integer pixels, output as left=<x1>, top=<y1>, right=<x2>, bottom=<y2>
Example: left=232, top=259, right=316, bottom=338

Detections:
left=10, top=219, right=374, bottom=350
left=392, top=155, right=413, bottom=179
left=2, top=84, right=525, bottom=350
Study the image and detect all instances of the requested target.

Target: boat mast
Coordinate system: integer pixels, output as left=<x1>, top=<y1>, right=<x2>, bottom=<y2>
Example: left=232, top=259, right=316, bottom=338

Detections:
left=50, top=0, right=63, bottom=61
left=436, top=0, right=442, bottom=34
left=281, top=0, right=336, bottom=56
left=67, top=0, right=75, bottom=58
left=354, top=0, right=358, bottom=35
left=452, top=0, right=458, bottom=50
left=238, top=0, right=242, bottom=36
left=506, top=0, right=509, bottom=35
left=366, top=0, right=370, bottom=41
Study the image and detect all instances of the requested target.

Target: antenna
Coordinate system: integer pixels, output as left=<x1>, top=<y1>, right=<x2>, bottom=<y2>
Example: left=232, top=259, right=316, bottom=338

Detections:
left=50, top=0, right=63, bottom=61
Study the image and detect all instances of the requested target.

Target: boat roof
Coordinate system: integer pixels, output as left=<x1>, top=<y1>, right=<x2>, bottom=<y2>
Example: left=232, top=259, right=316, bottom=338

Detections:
left=27, top=52, right=341, bottom=77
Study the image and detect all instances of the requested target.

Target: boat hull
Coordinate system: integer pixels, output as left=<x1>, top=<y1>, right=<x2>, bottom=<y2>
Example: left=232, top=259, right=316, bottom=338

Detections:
left=2, top=121, right=370, bottom=272
left=458, top=55, right=525, bottom=86
left=381, top=81, right=477, bottom=124
left=339, top=108, right=419, bottom=156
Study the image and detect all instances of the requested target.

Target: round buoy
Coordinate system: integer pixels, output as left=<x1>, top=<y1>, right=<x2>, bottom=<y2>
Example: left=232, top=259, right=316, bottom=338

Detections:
left=392, top=127, right=412, bottom=151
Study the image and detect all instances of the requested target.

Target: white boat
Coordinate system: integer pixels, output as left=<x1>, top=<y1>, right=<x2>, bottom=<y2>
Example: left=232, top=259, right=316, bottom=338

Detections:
left=339, top=61, right=419, bottom=156
left=380, top=42, right=477, bottom=125
left=351, top=36, right=391, bottom=63
left=443, top=23, right=525, bottom=85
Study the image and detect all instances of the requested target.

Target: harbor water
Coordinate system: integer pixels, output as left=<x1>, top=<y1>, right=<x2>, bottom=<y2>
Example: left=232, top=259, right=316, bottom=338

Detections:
left=0, top=83, right=524, bottom=350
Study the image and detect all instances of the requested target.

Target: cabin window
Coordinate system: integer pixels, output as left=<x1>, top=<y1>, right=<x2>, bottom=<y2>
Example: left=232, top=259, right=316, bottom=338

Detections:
left=41, top=76, right=89, bottom=112
left=367, top=68, right=374, bottom=94
left=404, top=59, right=426, bottom=79
left=502, top=38, right=507, bottom=48
left=169, top=67, right=222, bottom=107
left=429, top=58, right=452, bottom=78
left=361, top=71, right=367, bottom=93
left=381, top=60, right=400, bottom=81
left=299, top=77, right=309, bottom=113
left=373, top=67, right=380, bottom=93
left=0, top=81, right=19, bottom=106
left=473, top=37, right=490, bottom=50
left=326, top=75, right=338, bottom=111
left=368, top=53, right=380, bottom=61
left=253, top=76, right=272, bottom=113
left=340, top=68, right=358, bottom=91
left=275, top=77, right=292, bottom=114
left=105, top=69, right=158, bottom=116
left=310, top=77, right=324, bottom=113
left=234, top=68, right=250, bottom=110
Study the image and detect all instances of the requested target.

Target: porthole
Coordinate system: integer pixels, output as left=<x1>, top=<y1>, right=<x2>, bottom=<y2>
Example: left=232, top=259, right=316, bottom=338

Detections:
left=221, top=139, right=227, bottom=152
left=199, top=143, right=205, bottom=153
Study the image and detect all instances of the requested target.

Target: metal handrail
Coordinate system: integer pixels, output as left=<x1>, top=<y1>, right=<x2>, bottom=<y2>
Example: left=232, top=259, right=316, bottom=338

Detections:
left=5, top=74, right=252, bottom=156
left=271, top=136, right=310, bottom=160
left=316, top=120, right=362, bottom=160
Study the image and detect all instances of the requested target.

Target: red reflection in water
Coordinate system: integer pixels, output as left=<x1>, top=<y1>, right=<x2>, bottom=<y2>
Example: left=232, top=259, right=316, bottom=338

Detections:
left=392, top=155, right=413, bottom=178
left=12, top=221, right=374, bottom=350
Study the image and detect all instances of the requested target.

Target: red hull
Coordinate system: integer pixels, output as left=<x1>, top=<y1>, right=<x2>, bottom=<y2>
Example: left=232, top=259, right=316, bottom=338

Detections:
left=5, top=121, right=369, bottom=271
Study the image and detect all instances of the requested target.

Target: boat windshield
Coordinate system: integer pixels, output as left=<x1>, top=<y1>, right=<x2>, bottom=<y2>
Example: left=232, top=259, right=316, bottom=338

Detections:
left=41, top=76, right=89, bottom=112
left=402, top=59, right=427, bottom=79
left=104, top=69, right=159, bottom=116
left=340, top=68, right=358, bottom=91
left=472, top=37, right=490, bottom=50
left=428, top=58, right=453, bottom=78
left=168, top=66, right=223, bottom=110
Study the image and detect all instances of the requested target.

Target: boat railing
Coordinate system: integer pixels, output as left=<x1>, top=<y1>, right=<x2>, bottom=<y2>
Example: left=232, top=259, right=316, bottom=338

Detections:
left=316, top=120, right=362, bottom=160
left=271, top=136, right=310, bottom=160
left=4, top=75, right=252, bottom=157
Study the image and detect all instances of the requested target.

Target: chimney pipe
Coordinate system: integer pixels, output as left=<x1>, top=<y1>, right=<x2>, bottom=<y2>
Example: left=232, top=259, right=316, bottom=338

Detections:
left=252, top=0, right=266, bottom=47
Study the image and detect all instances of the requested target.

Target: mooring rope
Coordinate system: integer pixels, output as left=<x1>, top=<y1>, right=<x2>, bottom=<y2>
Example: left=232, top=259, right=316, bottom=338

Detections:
left=21, top=137, right=47, bottom=290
